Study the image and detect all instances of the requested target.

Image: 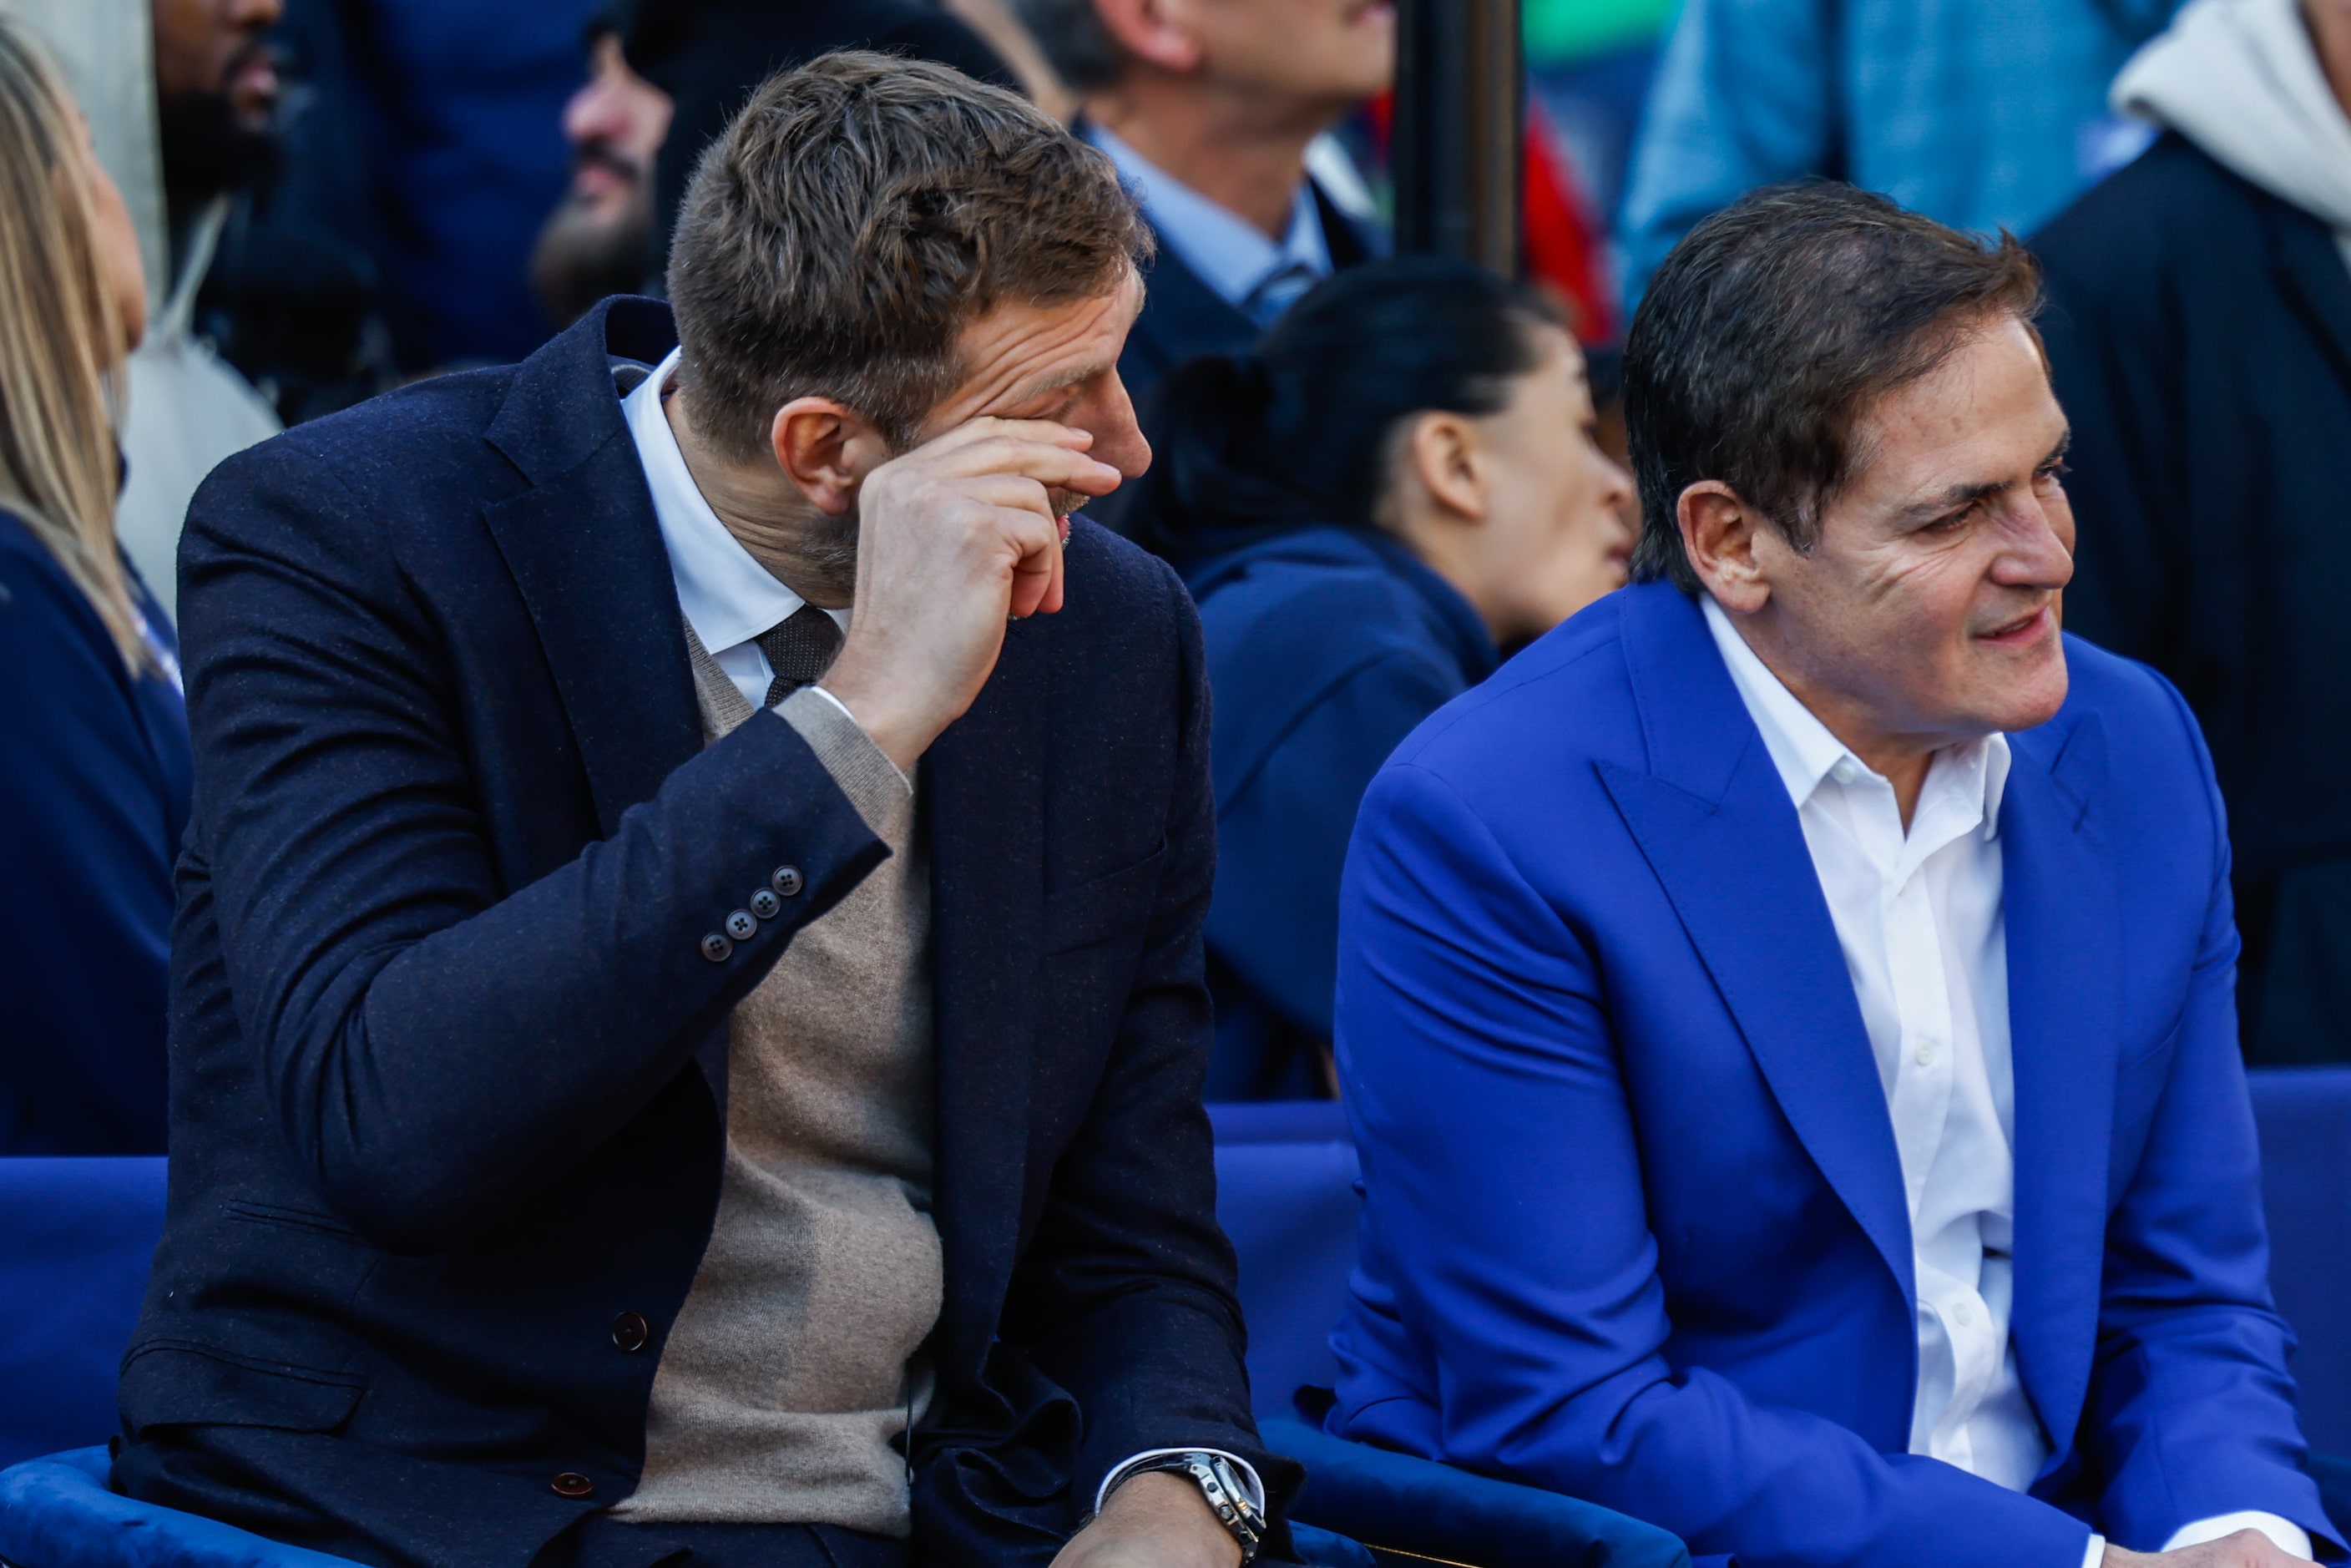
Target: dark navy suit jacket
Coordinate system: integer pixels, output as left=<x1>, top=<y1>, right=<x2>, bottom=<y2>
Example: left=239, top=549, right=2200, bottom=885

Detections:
left=114, top=299, right=1292, bottom=1567
left=2035, top=134, right=2351, bottom=1065
left=0, top=513, right=188, bottom=1153
left=1182, top=526, right=1494, bottom=1100
left=1115, top=181, right=1381, bottom=412
left=1328, top=581, right=2334, bottom=1566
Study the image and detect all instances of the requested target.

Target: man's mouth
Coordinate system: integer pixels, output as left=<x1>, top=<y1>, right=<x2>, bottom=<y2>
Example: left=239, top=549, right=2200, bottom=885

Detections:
left=1977, top=604, right=2051, bottom=645
left=225, top=42, right=280, bottom=126
left=571, top=141, right=644, bottom=201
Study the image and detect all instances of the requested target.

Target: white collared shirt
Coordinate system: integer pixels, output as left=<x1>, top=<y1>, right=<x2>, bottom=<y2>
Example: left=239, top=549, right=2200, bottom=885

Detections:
left=1083, top=120, right=1331, bottom=316
left=614, top=351, right=1266, bottom=1524
left=1701, top=595, right=2311, bottom=1565
left=622, top=349, right=851, bottom=713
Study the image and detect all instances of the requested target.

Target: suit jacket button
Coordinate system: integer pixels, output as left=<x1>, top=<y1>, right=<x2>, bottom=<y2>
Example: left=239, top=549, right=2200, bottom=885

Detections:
left=700, top=932, right=732, bottom=963
left=552, top=1473, right=594, bottom=1499
left=749, top=889, right=781, bottom=920
left=771, top=865, right=803, bottom=898
left=725, top=909, right=757, bottom=942
left=611, top=1311, right=650, bottom=1352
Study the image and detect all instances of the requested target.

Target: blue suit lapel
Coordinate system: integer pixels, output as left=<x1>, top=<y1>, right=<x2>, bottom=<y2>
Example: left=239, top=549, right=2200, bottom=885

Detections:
left=2002, top=702, right=2119, bottom=1469
left=1598, top=585, right=1915, bottom=1308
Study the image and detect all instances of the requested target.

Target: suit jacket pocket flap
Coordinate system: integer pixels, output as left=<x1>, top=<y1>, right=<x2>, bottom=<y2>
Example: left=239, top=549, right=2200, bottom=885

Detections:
left=1043, top=842, right=1168, bottom=954
left=119, top=1343, right=366, bottom=1437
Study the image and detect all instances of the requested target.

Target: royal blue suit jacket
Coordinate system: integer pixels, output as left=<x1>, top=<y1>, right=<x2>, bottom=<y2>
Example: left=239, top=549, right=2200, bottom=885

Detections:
left=1327, top=581, right=2335, bottom=1567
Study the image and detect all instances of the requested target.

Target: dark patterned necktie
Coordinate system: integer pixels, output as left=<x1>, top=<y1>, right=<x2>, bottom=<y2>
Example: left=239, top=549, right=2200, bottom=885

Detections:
left=753, top=602, right=844, bottom=707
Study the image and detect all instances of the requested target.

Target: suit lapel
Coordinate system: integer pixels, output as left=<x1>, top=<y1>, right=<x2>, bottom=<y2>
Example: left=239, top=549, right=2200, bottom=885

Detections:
left=479, top=303, right=703, bottom=837
left=2001, top=705, right=2119, bottom=1467
left=926, top=615, right=1050, bottom=1377
left=1600, top=585, right=1915, bottom=1306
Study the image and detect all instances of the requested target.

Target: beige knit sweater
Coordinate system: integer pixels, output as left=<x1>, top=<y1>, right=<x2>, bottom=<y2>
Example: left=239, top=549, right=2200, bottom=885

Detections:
left=608, top=635, right=941, bottom=1537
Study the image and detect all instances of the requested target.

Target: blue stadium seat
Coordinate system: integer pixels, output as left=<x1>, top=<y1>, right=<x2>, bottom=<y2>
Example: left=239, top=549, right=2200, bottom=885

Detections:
left=2247, top=1067, right=2351, bottom=1522
left=0, top=1159, right=166, bottom=1469
left=8, top=1075, right=2339, bottom=1568
left=1210, top=1104, right=1701, bottom=1568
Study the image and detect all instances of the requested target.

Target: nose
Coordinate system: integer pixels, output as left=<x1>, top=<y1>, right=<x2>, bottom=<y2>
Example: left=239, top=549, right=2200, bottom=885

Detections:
left=1092, top=376, right=1153, bottom=483
left=236, top=0, right=286, bottom=28
left=1994, top=487, right=2075, bottom=591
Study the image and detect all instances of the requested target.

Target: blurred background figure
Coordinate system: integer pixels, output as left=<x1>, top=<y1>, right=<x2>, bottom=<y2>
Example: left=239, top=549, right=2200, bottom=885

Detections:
left=1009, top=0, right=1393, bottom=412
left=626, top=0, right=1017, bottom=271
left=0, top=0, right=284, bottom=613
left=528, top=6, right=673, bottom=328
left=0, top=18, right=188, bottom=1154
left=1133, top=258, right=1633, bottom=1099
left=1617, top=0, right=2182, bottom=309
left=2034, top=0, right=2351, bottom=1065
left=278, top=0, right=599, bottom=374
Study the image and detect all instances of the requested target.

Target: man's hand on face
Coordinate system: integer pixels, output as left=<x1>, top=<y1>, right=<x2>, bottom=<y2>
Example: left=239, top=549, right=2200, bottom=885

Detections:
left=817, top=417, right=1122, bottom=772
left=1051, top=1471, right=1243, bottom=1568
left=2105, top=1530, right=2312, bottom=1567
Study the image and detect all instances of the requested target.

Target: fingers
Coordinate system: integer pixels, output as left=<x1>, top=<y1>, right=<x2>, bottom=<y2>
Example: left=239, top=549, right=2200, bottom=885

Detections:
left=905, top=419, right=1124, bottom=497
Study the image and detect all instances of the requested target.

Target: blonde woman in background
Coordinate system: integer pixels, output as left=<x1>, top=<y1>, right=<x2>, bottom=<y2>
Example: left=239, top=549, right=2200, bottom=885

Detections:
left=0, top=18, right=187, bottom=1154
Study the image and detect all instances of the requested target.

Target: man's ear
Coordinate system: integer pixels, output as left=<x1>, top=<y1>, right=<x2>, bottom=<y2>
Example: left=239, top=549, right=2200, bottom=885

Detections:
left=1678, top=480, right=1771, bottom=613
left=771, top=397, right=894, bottom=518
left=1408, top=412, right=1487, bottom=525
left=1090, top=0, right=1206, bottom=73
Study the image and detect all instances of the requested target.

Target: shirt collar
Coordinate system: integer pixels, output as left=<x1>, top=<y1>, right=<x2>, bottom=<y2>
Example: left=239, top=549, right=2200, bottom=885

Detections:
left=1083, top=119, right=1330, bottom=309
left=1701, top=592, right=2010, bottom=832
left=622, top=348, right=817, bottom=658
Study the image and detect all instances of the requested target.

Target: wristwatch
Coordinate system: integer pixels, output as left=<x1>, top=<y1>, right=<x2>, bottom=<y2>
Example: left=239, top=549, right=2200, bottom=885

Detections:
left=1114, top=1450, right=1267, bottom=1563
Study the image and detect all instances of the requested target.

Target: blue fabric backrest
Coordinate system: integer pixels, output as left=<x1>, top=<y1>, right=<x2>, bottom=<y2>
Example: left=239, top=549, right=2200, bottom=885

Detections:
left=0, top=1158, right=168, bottom=1468
left=2248, top=1068, right=2351, bottom=1457
left=1210, top=1102, right=1359, bottom=1417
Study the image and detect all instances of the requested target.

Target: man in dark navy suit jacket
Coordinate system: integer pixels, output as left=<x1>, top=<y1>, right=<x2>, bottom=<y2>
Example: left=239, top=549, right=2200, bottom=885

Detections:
left=117, top=52, right=1305, bottom=1568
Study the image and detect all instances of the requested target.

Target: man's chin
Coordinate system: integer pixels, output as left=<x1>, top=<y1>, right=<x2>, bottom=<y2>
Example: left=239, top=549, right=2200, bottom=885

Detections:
left=1969, top=640, right=2069, bottom=735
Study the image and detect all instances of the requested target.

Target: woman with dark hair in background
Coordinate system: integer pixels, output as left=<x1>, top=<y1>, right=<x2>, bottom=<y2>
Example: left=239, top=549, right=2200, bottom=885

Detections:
left=1137, top=256, right=1635, bottom=1099
left=0, top=19, right=188, bottom=1153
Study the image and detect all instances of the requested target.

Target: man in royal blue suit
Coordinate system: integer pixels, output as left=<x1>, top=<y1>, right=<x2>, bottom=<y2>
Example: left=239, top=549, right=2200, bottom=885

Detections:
left=1326, top=183, right=2339, bottom=1568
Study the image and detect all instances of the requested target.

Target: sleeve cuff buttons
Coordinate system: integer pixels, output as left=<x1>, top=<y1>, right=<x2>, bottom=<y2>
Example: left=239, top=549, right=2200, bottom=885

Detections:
left=703, top=867, right=805, bottom=962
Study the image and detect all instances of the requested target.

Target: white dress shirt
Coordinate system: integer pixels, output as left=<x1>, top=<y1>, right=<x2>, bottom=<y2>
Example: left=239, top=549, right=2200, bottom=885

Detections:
left=623, top=350, right=852, bottom=713
left=617, top=350, right=1266, bottom=1524
left=1082, top=120, right=1332, bottom=321
left=1701, top=596, right=2311, bottom=1565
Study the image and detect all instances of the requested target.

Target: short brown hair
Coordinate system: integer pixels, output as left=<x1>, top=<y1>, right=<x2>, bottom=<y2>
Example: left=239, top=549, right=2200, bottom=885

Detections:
left=667, top=51, right=1150, bottom=463
left=1624, top=182, right=2044, bottom=592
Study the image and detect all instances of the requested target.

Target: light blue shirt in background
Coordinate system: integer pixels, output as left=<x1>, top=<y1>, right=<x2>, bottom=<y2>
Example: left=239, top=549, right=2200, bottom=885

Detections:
left=1084, top=121, right=1332, bottom=324
left=1618, top=0, right=2182, bottom=311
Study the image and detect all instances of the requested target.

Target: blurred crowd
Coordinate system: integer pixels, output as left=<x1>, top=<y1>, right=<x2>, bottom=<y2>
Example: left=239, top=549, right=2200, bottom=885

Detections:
left=3, top=0, right=2348, bottom=1155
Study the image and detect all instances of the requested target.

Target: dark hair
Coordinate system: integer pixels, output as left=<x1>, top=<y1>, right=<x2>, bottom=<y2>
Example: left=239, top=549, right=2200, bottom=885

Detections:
left=1623, top=182, right=2043, bottom=592
left=667, top=50, right=1149, bottom=463
left=1132, top=257, right=1563, bottom=562
left=1003, top=0, right=1123, bottom=92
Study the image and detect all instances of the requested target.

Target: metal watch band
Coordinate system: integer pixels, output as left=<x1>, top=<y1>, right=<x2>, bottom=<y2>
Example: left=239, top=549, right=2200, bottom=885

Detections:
left=1120, top=1450, right=1267, bottom=1564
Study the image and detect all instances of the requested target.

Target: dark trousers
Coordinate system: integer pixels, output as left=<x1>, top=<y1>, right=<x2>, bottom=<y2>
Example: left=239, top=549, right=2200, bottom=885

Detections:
left=538, top=1515, right=910, bottom=1568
